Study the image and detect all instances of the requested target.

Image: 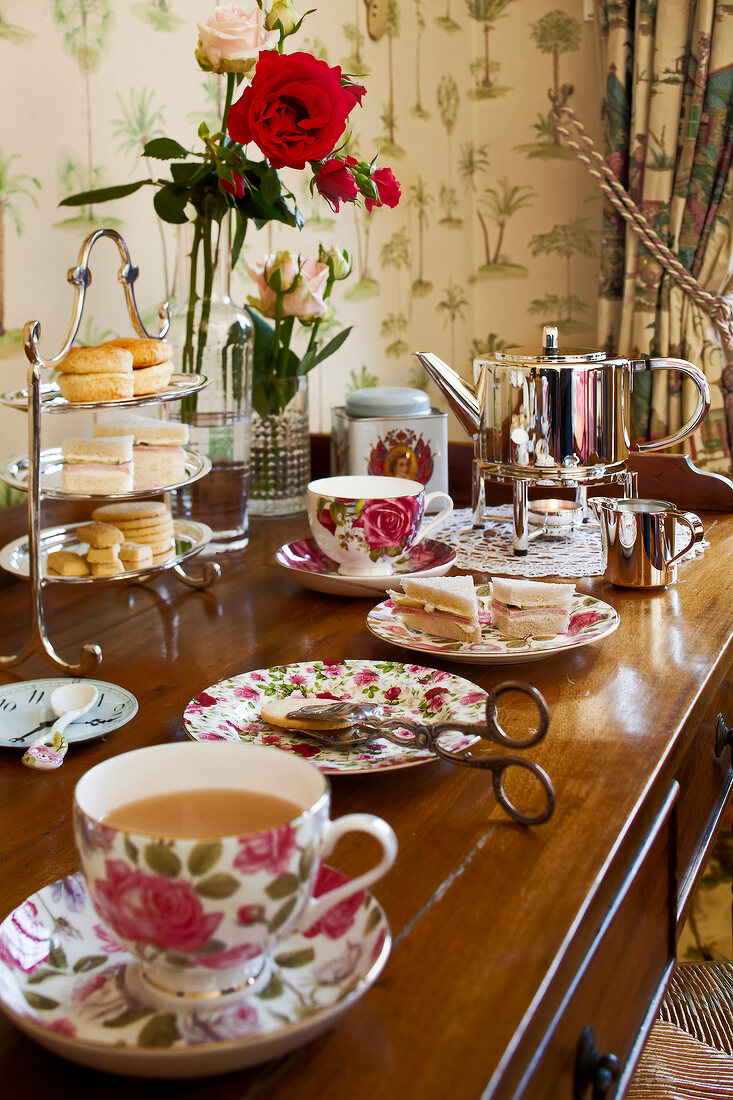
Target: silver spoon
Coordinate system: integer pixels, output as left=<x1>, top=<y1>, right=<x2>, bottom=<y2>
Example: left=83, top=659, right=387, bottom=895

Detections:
left=22, top=683, right=99, bottom=771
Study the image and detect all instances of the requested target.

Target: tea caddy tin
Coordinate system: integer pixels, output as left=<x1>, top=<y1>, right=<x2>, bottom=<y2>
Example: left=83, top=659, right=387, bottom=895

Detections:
left=330, top=387, right=448, bottom=500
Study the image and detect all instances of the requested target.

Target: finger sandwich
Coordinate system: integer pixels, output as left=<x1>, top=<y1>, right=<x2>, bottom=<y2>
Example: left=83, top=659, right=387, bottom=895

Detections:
left=490, top=577, right=575, bottom=639
left=94, top=415, right=189, bottom=489
left=388, top=574, right=482, bottom=643
left=61, top=436, right=134, bottom=494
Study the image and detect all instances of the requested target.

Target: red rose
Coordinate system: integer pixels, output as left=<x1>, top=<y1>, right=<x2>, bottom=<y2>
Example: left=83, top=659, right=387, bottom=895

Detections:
left=302, top=866, right=365, bottom=940
left=353, top=497, right=421, bottom=550
left=195, top=691, right=218, bottom=707
left=365, top=166, right=401, bottom=212
left=234, top=824, right=298, bottom=875
left=221, top=172, right=246, bottom=198
left=228, top=51, right=355, bottom=170
left=316, top=157, right=358, bottom=211
left=92, top=859, right=222, bottom=953
left=340, top=76, right=367, bottom=112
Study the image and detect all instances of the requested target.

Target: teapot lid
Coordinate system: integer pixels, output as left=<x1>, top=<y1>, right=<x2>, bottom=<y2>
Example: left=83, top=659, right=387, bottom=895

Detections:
left=492, top=325, right=607, bottom=364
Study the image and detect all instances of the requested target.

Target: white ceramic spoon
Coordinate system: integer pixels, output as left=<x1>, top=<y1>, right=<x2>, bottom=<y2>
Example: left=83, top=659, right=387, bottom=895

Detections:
left=22, top=683, right=99, bottom=771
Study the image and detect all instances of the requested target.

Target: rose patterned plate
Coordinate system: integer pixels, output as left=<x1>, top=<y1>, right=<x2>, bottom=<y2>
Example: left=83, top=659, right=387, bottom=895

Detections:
left=183, top=660, right=485, bottom=774
left=274, top=537, right=456, bottom=597
left=367, top=589, right=620, bottom=665
left=0, top=869, right=390, bottom=1079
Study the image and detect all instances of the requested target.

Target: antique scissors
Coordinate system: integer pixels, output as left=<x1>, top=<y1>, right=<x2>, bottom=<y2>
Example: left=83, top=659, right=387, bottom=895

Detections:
left=287, top=680, right=555, bottom=827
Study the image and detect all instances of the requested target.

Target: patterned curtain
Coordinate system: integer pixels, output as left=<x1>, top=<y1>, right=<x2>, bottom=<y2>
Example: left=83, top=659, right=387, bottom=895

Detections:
left=597, top=0, right=733, bottom=475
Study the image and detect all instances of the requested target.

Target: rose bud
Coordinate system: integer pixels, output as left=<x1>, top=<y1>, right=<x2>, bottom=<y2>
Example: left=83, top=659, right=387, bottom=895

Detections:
left=364, top=166, right=401, bottom=212
left=315, top=157, right=358, bottom=212
left=264, top=0, right=301, bottom=36
left=195, top=4, right=277, bottom=76
left=220, top=171, right=246, bottom=198
left=319, top=244, right=353, bottom=281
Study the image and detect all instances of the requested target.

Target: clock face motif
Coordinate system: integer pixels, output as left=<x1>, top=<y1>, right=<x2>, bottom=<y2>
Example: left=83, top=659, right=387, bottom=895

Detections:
left=0, top=679, right=138, bottom=750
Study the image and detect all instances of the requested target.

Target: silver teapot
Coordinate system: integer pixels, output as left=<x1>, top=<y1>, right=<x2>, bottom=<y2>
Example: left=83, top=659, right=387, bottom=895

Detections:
left=415, top=326, right=710, bottom=481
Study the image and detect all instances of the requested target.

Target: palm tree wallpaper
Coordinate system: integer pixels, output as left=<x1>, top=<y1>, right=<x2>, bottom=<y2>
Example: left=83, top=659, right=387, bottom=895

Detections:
left=0, top=0, right=609, bottom=463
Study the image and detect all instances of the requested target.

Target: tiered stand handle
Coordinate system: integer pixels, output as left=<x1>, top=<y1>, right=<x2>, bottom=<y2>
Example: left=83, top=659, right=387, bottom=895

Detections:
left=1, top=228, right=218, bottom=675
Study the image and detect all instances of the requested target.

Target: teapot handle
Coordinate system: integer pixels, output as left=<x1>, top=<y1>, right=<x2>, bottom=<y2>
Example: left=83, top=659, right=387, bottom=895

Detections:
left=631, top=357, right=710, bottom=453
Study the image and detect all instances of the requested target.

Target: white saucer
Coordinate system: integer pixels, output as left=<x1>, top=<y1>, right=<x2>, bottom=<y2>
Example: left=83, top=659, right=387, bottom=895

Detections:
left=0, top=870, right=390, bottom=1078
left=275, top=537, right=456, bottom=597
left=0, top=679, right=138, bottom=750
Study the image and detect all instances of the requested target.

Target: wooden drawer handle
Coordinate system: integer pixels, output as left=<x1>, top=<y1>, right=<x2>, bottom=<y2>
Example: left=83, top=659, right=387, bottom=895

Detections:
left=715, top=713, right=732, bottom=757
left=574, top=1026, right=620, bottom=1099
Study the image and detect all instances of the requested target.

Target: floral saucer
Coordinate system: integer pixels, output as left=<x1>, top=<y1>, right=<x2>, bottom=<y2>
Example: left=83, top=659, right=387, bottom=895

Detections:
left=0, top=868, right=390, bottom=1079
left=274, top=537, right=456, bottom=597
left=183, top=659, right=485, bottom=774
left=367, top=589, right=620, bottom=665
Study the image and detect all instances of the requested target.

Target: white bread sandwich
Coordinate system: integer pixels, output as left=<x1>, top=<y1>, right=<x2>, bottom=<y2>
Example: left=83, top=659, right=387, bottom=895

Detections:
left=388, top=574, right=482, bottom=643
left=61, top=436, right=134, bottom=494
left=490, top=577, right=575, bottom=639
left=94, top=416, right=188, bottom=489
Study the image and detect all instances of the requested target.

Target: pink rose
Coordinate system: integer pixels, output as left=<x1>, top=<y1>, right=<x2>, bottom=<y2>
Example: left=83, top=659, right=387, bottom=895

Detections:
left=92, top=860, right=223, bottom=953
left=233, top=685, right=260, bottom=699
left=237, top=904, right=265, bottom=925
left=201, top=942, right=261, bottom=970
left=234, top=824, right=298, bottom=875
left=354, top=668, right=379, bottom=686
left=302, top=866, right=365, bottom=940
left=460, top=691, right=486, bottom=706
left=0, top=900, right=50, bottom=973
left=48, top=1018, right=77, bottom=1036
left=365, top=166, right=401, bottom=212
left=196, top=4, right=277, bottom=76
left=194, top=999, right=259, bottom=1040
left=384, top=686, right=402, bottom=702
left=317, top=502, right=338, bottom=536
left=567, top=610, right=604, bottom=636
left=353, top=497, right=420, bottom=550
left=246, top=252, right=329, bottom=322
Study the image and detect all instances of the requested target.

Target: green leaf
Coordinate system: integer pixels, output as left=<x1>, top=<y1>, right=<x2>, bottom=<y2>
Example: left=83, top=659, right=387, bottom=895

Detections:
left=268, top=895, right=298, bottom=933
left=103, top=1007, right=155, bottom=1028
left=298, top=841, right=315, bottom=883
left=48, top=943, right=67, bottom=970
left=265, top=873, right=300, bottom=900
left=272, top=948, right=315, bottom=969
left=137, top=1013, right=181, bottom=1048
left=231, top=209, right=248, bottom=268
left=153, top=185, right=191, bottom=225
left=260, top=165, right=281, bottom=205
left=257, top=972, right=284, bottom=1000
left=305, top=326, right=353, bottom=371
left=194, top=938, right=226, bottom=957
left=23, top=991, right=59, bottom=1011
left=72, top=955, right=107, bottom=973
left=187, top=841, right=223, bottom=877
left=58, top=180, right=150, bottom=207
left=143, top=137, right=190, bottom=160
left=365, top=907, right=382, bottom=934
left=124, top=836, right=139, bottom=864
left=26, top=968, right=59, bottom=985
left=144, top=843, right=181, bottom=878
left=194, top=873, right=240, bottom=899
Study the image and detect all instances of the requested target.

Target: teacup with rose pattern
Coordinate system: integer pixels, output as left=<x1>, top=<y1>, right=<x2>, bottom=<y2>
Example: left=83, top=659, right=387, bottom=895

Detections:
left=74, top=742, right=397, bottom=1000
left=307, top=474, right=453, bottom=576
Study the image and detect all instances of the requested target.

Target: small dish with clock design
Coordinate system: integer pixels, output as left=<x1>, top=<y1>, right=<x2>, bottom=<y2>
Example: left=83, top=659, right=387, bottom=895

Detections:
left=0, top=679, right=137, bottom=752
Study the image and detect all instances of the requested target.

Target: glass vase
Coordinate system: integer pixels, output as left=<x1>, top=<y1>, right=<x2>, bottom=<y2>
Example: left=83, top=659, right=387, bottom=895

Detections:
left=249, top=375, right=310, bottom=516
left=167, top=221, right=253, bottom=553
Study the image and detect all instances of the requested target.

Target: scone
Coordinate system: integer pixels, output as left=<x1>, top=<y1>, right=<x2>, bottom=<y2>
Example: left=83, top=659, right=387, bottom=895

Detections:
left=101, top=338, right=173, bottom=367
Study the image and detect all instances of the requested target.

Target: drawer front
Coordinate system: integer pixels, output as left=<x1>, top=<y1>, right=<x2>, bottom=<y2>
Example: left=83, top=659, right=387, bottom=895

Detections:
left=513, top=784, right=677, bottom=1100
left=675, top=673, right=733, bottom=925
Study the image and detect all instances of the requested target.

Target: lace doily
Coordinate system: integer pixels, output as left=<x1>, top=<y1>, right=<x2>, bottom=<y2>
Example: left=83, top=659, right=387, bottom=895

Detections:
left=437, top=507, right=706, bottom=578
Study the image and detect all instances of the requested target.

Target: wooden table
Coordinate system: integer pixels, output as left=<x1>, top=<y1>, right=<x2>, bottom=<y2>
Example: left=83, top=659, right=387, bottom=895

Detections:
left=1, top=479, right=732, bottom=1099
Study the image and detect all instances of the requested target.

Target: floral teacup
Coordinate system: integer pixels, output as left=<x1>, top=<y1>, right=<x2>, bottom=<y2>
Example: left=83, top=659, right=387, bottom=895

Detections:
left=307, top=474, right=453, bottom=576
left=74, top=742, right=397, bottom=999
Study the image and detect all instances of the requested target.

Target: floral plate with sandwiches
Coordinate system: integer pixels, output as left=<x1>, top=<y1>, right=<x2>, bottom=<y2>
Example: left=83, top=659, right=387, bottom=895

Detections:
left=367, top=575, right=620, bottom=665
left=183, top=659, right=486, bottom=774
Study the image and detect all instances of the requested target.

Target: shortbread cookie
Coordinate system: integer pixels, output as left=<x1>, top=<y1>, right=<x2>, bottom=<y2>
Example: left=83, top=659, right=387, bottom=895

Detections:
left=92, top=501, right=169, bottom=523
left=75, top=521, right=124, bottom=549
left=57, top=346, right=133, bottom=374
left=90, top=560, right=124, bottom=577
left=102, top=338, right=173, bottom=367
left=152, top=547, right=175, bottom=564
left=57, top=373, right=134, bottom=403
left=119, top=542, right=154, bottom=567
left=132, top=361, right=173, bottom=396
left=86, top=545, right=121, bottom=564
left=114, top=521, right=173, bottom=541
left=145, top=537, right=175, bottom=556
left=260, top=696, right=353, bottom=732
left=47, top=550, right=90, bottom=577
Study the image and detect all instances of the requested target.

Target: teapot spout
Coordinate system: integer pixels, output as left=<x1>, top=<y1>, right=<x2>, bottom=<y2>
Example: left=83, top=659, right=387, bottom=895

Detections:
left=413, top=351, right=481, bottom=437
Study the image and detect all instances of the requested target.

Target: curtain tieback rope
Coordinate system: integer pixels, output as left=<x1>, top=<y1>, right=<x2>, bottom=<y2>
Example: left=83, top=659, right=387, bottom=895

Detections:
left=550, top=93, right=733, bottom=351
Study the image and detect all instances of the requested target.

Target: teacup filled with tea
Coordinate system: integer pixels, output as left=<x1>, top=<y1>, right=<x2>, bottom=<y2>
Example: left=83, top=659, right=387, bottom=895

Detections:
left=307, top=474, right=453, bottom=576
left=74, top=742, right=397, bottom=999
